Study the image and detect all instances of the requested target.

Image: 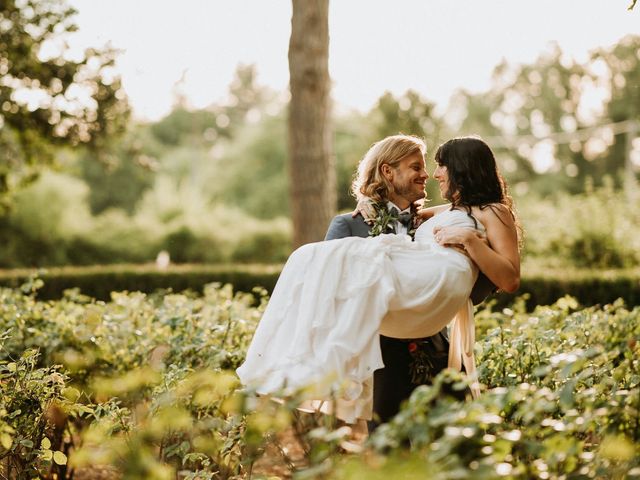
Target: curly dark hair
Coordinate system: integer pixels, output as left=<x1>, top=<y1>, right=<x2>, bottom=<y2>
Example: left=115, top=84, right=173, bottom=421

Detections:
left=434, top=136, right=522, bottom=245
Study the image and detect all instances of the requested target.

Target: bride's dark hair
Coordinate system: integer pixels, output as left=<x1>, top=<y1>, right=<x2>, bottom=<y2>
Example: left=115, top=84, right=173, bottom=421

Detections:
left=434, top=136, right=523, bottom=245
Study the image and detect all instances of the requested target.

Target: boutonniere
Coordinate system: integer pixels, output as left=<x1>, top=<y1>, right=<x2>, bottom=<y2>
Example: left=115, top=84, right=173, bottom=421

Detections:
left=368, top=202, right=397, bottom=237
left=368, top=202, right=419, bottom=239
left=408, top=341, right=438, bottom=385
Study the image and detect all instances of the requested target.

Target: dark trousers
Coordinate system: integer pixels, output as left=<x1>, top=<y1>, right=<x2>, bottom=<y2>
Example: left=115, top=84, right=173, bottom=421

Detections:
left=368, top=331, right=449, bottom=432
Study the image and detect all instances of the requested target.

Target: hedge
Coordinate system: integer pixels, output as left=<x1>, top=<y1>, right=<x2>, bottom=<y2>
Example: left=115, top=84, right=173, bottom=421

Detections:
left=0, top=263, right=638, bottom=309
left=0, top=264, right=281, bottom=301
left=495, top=267, right=640, bottom=309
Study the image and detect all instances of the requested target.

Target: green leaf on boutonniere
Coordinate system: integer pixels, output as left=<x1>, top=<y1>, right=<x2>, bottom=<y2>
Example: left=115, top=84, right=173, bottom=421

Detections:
left=368, top=202, right=397, bottom=237
left=368, top=202, right=418, bottom=239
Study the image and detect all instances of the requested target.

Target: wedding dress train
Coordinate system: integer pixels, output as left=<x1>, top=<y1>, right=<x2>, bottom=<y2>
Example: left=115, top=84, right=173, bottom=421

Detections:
left=236, top=209, right=482, bottom=422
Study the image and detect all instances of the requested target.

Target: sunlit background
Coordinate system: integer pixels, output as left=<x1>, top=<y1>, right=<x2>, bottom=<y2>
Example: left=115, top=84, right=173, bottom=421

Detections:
left=67, top=0, right=637, bottom=120
left=1, top=0, right=639, bottom=270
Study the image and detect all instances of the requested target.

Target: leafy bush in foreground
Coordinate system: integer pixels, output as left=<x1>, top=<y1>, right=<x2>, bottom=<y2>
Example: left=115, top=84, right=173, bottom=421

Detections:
left=0, top=282, right=637, bottom=479
left=0, top=282, right=274, bottom=478
left=352, top=298, right=640, bottom=479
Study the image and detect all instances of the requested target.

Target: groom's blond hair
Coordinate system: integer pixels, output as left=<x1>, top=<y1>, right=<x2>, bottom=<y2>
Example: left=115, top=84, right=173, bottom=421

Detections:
left=351, top=134, right=426, bottom=203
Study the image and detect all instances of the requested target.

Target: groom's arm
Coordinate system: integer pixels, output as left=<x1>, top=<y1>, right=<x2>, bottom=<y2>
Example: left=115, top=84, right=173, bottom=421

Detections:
left=470, top=272, right=497, bottom=305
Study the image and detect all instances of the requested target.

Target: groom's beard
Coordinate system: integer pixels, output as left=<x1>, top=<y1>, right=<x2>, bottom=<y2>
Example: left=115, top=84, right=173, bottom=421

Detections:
left=393, top=182, right=425, bottom=204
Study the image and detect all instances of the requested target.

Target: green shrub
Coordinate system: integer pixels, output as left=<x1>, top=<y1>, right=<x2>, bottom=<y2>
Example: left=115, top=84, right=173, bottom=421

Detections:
left=518, top=184, right=640, bottom=269
left=491, top=265, right=640, bottom=310
left=358, top=298, right=640, bottom=479
left=0, top=284, right=638, bottom=479
left=0, top=172, right=96, bottom=267
left=162, top=227, right=226, bottom=263
left=561, top=231, right=629, bottom=268
left=231, top=230, right=291, bottom=263
left=64, top=236, right=145, bottom=265
left=0, top=282, right=275, bottom=478
left=0, top=346, right=78, bottom=479
left=0, top=171, right=293, bottom=267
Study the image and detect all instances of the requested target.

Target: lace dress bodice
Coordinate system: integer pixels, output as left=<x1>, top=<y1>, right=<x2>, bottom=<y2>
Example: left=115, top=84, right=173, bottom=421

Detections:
left=414, top=208, right=486, bottom=244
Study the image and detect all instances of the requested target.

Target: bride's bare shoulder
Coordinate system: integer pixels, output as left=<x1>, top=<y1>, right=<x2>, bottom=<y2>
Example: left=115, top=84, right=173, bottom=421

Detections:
left=417, top=202, right=450, bottom=219
left=473, top=203, right=514, bottom=225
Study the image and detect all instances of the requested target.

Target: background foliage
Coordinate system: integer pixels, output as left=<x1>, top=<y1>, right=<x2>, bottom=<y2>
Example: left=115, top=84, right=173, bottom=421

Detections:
left=0, top=0, right=130, bottom=204
left=1, top=29, right=639, bottom=269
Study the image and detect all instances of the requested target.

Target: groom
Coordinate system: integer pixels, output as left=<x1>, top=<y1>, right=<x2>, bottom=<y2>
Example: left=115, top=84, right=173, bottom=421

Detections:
left=325, top=135, right=493, bottom=431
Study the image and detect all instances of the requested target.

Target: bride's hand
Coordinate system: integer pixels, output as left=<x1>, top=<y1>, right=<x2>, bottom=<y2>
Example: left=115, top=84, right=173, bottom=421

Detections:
left=351, top=197, right=377, bottom=224
left=434, top=226, right=488, bottom=249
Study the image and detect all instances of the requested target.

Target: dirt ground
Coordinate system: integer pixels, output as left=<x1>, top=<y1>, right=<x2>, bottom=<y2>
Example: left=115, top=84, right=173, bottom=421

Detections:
left=70, top=422, right=367, bottom=479
left=74, top=466, right=121, bottom=480
left=68, top=431, right=307, bottom=480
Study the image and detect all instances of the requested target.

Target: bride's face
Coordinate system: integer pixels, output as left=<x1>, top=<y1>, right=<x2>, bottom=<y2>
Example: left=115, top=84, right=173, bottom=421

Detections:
left=433, top=163, right=450, bottom=199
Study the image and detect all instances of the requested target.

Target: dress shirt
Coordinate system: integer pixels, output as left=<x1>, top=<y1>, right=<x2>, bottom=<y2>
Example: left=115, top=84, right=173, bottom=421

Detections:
left=386, top=201, right=412, bottom=235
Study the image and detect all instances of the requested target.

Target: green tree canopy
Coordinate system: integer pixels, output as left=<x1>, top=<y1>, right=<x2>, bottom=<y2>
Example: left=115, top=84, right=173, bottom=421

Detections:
left=448, top=37, right=640, bottom=195
left=0, top=0, right=130, bottom=201
left=371, top=89, right=443, bottom=143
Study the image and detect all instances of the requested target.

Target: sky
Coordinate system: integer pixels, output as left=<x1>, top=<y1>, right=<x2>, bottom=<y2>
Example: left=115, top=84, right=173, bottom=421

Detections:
left=67, top=0, right=639, bottom=121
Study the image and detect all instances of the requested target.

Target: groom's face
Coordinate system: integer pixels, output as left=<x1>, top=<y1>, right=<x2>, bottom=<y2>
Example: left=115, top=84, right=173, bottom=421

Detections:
left=387, top=152, right=428, bottom=203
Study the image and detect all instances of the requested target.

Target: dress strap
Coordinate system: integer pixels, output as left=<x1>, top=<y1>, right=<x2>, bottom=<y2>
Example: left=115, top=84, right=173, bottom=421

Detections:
left=447, top=299, right=480, bottom=398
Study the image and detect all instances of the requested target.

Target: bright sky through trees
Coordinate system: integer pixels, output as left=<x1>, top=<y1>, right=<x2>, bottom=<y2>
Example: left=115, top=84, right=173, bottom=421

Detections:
left=68, top=0, right=638, bottom=121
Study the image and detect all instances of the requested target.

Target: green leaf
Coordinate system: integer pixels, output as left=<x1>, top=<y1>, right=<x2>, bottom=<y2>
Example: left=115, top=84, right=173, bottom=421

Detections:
left=559, top=379, right=576, bottom=408
left=62, top=387, right=81, bottom=402
left=53, top=451, right=67, bottom=465
left=41, top=437, right=51, bottom=450
left=0, top=433, right=12, bottom=450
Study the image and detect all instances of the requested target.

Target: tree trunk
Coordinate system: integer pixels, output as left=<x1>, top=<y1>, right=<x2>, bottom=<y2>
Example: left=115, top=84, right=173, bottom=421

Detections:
left=288, top=0, right=335, bottom=248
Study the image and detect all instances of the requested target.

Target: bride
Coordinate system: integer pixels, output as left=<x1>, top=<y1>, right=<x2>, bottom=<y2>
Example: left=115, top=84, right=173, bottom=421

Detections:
left=236, top=136, right=521, bottom=423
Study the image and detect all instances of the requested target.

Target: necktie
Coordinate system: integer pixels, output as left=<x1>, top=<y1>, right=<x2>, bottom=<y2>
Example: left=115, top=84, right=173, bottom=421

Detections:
left=389, top=207, right=413, bottom=228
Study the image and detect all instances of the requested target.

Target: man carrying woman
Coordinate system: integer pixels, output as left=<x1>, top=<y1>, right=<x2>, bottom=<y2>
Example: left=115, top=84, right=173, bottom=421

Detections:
left=237, top=135, right=521, bottom=425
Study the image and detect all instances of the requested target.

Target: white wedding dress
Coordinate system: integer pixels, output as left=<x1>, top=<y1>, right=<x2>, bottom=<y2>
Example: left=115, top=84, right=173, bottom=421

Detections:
left=236, top=209, right=483, bottom=422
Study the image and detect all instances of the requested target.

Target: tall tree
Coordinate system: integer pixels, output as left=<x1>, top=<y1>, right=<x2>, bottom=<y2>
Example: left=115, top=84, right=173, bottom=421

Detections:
left=288, top=0, right=335, bottom=247
left=0, top=0, right=129, bottom=203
